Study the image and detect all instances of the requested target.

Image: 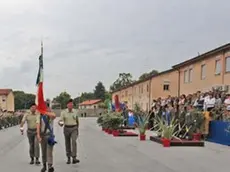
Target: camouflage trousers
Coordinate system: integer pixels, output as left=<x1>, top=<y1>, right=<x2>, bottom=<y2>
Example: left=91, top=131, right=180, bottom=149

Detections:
left=64, top=125, right=78, bottom=158
left=27, top=128, right=40, bottom=158
left=40, top=133, right=53, bottom=165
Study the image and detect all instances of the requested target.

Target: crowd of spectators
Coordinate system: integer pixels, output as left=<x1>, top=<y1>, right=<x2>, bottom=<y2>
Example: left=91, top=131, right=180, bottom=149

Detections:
left=147, top=89, right=230, bottom=137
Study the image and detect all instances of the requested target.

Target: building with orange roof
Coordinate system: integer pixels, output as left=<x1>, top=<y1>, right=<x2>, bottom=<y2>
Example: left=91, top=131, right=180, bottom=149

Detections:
left=79, top=99, right=102, bottom=109
left=0, top=89, right=15, bottom=112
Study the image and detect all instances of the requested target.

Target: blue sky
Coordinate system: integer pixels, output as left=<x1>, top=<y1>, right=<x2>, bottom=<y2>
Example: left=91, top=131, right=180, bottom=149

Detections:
left=0, top=0, right=229, bottom=98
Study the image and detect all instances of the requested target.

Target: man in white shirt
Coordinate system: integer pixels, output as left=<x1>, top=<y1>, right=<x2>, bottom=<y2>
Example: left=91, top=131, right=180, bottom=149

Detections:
left=203, top=93, right=210, bottom=111
left=206, top=94, right=216, bottom=111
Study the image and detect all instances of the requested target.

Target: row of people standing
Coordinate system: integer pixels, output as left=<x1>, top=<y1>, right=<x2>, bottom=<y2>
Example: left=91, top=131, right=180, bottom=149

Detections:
left=148, top=90, right=230, bottom=136
left=20, top=99, right=80, bottom=172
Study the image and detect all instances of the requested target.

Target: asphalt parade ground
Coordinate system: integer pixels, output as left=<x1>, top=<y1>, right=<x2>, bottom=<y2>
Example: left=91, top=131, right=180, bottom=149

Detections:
left=0, top=117, right=230, bottom=172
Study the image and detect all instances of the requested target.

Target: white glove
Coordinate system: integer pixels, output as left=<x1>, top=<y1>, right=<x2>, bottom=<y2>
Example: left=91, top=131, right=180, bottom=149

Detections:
left=59, top=121, right=64, bottom=126
left=20, top=127, right=24, bottom=131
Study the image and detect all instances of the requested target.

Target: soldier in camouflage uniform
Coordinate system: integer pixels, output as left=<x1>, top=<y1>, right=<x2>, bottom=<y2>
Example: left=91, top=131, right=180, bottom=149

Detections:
left=178, top=104, right=186, bottom=137
left=59, top=99, right=80, bottom=164
left=20, top=103, right=40, bottom=165
left=36, top=102, right=56, bottom=172
left=184, top=105, right=195, bottom=139
left=2, top=110, right=10, bottom=128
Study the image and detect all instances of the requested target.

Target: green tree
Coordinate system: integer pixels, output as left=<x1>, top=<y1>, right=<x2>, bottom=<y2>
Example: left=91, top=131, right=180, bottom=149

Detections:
left=105, top=91, right=111, bottom=100
left=94, top=81, right=106, bottom=101
left=81, top=92, right=95, bottom=100
left=53, top=91, right=71, bottom=109
left=14, top=91, right=36, bottom=110
left=110, top=73, right=134, bottom=92
left=139, top=69, right=158, bottom=80
left=73, top=92, right=95, bottom=108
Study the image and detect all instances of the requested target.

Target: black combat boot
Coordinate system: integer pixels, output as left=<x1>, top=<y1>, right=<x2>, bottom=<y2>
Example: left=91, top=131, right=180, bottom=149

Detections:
left=72, top=157, right=80, bottom=164
left=35, top=157, right=41, bottom=165
left=66, top=157, right=71, bottom=164
left=41, top=163, right=47, bottom=172
left=48, top=164, right=54, bottom=172
left=30, top=157, right=34, bottom=164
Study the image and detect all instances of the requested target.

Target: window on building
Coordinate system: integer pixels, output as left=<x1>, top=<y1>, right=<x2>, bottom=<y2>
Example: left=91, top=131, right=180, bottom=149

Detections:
left=226, top=57, right=230, bottom=72
left=201, top=64, right=206, bottom=80
left=146, top=103, right=149, bottom=111
left=215, top=60, right=221, bottom=75
left=146, top=84, right=149, bottom=92
left=141, top=85, right=143, bottom=93
left=184, top=70, right=188, bottom=83
left=188, top=68, right=192, bottom=82
left=163, top=84, right=169, bottom=91
left=125, top=91, right=128, bottom=96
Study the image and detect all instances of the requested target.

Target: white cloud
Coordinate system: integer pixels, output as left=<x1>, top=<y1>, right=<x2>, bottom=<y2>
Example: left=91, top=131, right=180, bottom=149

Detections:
left=0, top=0, right=229, bottom=99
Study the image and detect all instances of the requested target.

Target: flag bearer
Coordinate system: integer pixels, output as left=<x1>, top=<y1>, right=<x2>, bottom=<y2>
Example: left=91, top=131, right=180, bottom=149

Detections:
left=58, top=99, right=80, bottom=164
left=36, top=102, right=56, bottom=172
left=20, top=103, right=40, bottom=165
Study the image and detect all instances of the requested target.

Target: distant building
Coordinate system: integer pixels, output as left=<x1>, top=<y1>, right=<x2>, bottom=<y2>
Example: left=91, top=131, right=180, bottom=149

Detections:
left=0, top=89, right=15, bottom=112
left=51, top=100, right=61, bottom=109
left=79, top=99, right=102, bottom=109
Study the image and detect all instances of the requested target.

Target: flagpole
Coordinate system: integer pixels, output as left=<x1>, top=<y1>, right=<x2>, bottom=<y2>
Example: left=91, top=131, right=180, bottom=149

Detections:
left=41, top=41, right=43, bottom=56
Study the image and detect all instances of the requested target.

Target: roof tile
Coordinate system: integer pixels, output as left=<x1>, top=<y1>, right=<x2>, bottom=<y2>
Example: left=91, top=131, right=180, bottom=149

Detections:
left=79, top=99, right=102, bottom=106
left=0, top=89, right=12, bottom=95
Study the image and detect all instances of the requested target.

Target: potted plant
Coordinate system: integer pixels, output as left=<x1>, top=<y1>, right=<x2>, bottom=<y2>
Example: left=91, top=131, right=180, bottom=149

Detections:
left=103, top=114, right=112, bottom=133
left=161, top=127, right=172, bottom=147
left=154, top=116, right=187, bottom=147
left=105, top=112, right=118, bottom=134
left=101, top=112, right=121, bottom=134
left=191, top=110, right=205, bottom=141
left=98, top=114, right=111, bottom=132
left=97, top=113, right=109, bottom=131
left=110, top=114, right=123, bottom=136
left=133, top=103, right=150, bottom=141
left=134, top=113, right=150, bottom=140
left=97, top=115, right=105, bottom=131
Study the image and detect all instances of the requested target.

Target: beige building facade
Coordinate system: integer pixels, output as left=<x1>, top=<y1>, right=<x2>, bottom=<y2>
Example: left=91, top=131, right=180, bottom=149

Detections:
left=150, top=69, right=179, bottom=100
left=173, top=43, right=230, bottom=95
left=112, top=79, right=151, bottom=111
left=112, top=43, right=230, bottom=111
left=132, top=80, right=151, bottom=111
left=0, top=89, right=15, bottom=112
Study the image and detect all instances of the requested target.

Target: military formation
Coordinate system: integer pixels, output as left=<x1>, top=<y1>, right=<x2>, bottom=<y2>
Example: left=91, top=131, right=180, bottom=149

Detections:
left=19, top=99, right=80, bottom=172
left=0, top=110, right=23, bottom=129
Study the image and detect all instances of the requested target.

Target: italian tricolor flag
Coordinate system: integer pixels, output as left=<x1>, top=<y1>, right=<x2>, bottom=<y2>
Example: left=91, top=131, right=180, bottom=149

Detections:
left=35, top=43, right=47, bottom=114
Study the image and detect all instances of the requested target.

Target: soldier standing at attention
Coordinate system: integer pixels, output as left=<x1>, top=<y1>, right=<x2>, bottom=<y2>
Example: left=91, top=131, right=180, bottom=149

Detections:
left=58, top=99, right=80, bottom=164
left=20, top=103, right=40, bottom=165
left=36, top=102, right=56, bottom=172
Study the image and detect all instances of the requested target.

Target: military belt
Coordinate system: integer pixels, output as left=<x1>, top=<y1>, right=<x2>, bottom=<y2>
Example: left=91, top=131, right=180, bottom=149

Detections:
left=64, top=125, right=77, bottom=128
